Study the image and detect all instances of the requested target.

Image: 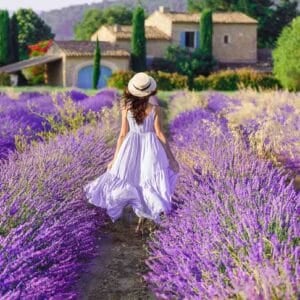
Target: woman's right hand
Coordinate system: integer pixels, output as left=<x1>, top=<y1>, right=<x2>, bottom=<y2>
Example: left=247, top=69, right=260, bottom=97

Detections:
left=169, top=158, right=180, bottom=173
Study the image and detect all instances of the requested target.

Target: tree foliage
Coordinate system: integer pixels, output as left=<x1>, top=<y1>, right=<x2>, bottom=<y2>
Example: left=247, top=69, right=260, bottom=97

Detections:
left=165, top=45, right=215, bottom=89
left=0, top=10, right=10, bottom=66
left=273, top=16, right=300, bottom=91
left=188, top=0, right=236, bottom=11
left=9, top=13, right=19, bottom=63
left=131, top=5, right=146, bottom=72
left=93, top=38, right=101, bottom=89
left=200, top=9, right=213, bottom=56
left=187, top=0, right=299, bottom=48
left=74, top=6, right=133, bottom=40
left=15, top=9, right=54, bottom=60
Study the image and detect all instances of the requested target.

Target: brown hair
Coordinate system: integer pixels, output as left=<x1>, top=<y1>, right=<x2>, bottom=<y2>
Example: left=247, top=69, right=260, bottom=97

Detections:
left=121, top=87, right=157, bottom=125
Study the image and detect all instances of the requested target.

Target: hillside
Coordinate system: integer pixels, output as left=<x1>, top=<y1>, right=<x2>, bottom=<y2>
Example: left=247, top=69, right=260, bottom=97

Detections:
left=40, top=0, right=187, bottom=40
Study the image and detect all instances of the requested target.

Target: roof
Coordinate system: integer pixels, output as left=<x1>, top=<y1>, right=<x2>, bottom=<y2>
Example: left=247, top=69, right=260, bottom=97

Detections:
left=0, top=55, right=62, bottom=73
left=105, top=25, right=171, bottom=40
left=53, top=41, right=130, bottom=57
left=160, top=11, right=257, bottom=24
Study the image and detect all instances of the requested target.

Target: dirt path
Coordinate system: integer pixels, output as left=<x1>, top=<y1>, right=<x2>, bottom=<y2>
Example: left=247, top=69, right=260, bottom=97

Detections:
left=76, top=207, right=155, bottom=300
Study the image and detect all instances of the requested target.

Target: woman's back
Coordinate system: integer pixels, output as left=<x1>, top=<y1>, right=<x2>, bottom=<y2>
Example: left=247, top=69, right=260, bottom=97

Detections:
left=126, top=104, right=156, bottom=134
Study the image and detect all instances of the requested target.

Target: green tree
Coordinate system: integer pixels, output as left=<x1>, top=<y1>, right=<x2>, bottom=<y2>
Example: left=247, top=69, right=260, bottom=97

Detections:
left=165, top=45, right=215, bottom=89
left=131, top=5, right=146, bottom=72
left=188, top=0, right=236, bottom=11
left=0, top=10, right=10, bottom=66
left=200, top=9, right=213, bottom=55
left=264, top=0, right=299, bottom=47
left=93, top=38, right=101, bottom=89
left=236, top=0, right=251, bottom=14
left=9, top=13, right=19, bottom=63
left=74, top=6, right=133, bottom=40
left=273, top=16, right=300, bottom=91
left=15, top=9, right=54, bottom=60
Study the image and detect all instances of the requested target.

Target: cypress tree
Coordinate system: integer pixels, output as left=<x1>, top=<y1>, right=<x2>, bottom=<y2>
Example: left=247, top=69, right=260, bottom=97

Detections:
left=131, top=5, right=146, bottom=71
left=93, top=38, right=101, bottom=89
left=200, top=9, right=213, bottom=56
left=0, top=10, right=10, bottom=66
left=9, top=13, right=19, bottom=63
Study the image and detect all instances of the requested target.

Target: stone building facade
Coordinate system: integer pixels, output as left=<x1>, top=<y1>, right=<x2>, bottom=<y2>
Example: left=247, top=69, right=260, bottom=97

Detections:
left=0, top=6, right=258, bottom=88
left=93, top=6, right=258, bottom=64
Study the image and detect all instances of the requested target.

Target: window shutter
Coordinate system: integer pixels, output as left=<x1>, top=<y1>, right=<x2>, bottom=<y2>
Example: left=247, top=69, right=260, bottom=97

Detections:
left=195, top=31, right=200, bottom=48
left=180, top=32, right=186, bottom=47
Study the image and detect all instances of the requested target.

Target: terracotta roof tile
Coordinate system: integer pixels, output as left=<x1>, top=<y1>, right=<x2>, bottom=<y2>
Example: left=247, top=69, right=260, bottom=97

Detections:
left=105, top=25, right=171, bottom=40
left=53, top=40, right=130, bottom=57
left=161, top=11, right=257, bottom=24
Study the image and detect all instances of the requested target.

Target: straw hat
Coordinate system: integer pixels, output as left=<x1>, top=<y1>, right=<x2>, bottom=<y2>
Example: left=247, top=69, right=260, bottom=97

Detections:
left=128, top=72, right=157, bottom=97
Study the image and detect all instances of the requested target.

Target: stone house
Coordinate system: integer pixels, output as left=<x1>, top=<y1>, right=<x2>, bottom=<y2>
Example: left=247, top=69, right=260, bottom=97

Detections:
left=93, top=6, right=258, bottom=64
left=0, top=6, right=258, bottom=88
left=0, top=41, right=130, bottom=88
left=91, top=24, right=172, bottom=59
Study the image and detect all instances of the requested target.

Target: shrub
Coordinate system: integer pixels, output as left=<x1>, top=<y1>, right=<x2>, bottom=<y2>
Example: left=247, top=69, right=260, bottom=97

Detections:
left=193, top=75, right=209, bottom=91
left=256, top=74, right=282, bottom=90
left=108, top=70, right=188, bottom=91
left=0, top=122, right=111, bottom=298
left=193, top=68, right=281, bottom=91
left=147, top=57, right=177, bottom=73
left=165, top=45, right=215, bottom=89
left=107, top=70, right=134, bottom=90
left=0, top=72, right=10, bottom=86
left=145, top=105, right=299, bottom=299
left=148, top=71, right=188, bottom=90
left=208, top=69, right=239, bottom=90
left=273, top=16, right=300, bottom=91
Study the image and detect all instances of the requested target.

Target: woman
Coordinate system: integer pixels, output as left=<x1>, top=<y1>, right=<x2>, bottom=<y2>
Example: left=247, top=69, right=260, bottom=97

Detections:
left=84, top=72, right=179, bottom=233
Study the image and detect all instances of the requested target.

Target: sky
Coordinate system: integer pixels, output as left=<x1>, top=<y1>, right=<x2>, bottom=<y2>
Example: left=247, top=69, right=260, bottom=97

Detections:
left=1, top=0, right=103, bottom=12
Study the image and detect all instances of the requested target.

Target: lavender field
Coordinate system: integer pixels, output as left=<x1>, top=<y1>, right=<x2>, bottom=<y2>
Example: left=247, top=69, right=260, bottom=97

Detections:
left=0, top=88, right=299, bottom=299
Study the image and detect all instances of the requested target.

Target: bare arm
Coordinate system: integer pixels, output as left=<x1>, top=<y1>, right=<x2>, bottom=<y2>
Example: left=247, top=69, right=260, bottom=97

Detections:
left=154, top=106, right=179, bottom=172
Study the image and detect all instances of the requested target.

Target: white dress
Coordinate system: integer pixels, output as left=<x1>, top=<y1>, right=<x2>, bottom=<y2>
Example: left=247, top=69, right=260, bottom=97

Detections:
left=84, top=105, right=178, bottom=223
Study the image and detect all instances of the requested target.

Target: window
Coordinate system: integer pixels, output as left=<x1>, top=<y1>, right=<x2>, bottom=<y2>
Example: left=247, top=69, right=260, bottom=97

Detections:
left=179, top=31, right=199, bottom=48
left=185, top=31, right=195, bottom=48
left=224, top=35, right=229, bottom=44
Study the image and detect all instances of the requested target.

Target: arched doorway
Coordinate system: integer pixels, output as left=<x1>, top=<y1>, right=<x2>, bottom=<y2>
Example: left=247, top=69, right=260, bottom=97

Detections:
left=77, top=65, right=112, bottom=89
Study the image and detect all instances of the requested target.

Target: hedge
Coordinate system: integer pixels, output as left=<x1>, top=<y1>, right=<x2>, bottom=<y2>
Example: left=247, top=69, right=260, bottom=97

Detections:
left=194, top=68, right=282, bottom=91
left=0, top=72, right=11, bottom=86
left=107, top=70, right=188, bottom=91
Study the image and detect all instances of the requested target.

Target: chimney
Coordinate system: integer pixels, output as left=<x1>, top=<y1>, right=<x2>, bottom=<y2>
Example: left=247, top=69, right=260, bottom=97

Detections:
left=158, top=6, right=170, bottom=13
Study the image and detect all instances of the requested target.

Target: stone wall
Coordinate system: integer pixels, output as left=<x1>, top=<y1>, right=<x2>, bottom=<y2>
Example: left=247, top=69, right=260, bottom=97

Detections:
left=112, top=40, right=171, bottom=58
left=169, top=22, right=257, bottom=63
left=145, top=12, right=173, bottom=36
left=213, top=24, right=257, bottom=63
left=64, top=55, right=130, bottom=87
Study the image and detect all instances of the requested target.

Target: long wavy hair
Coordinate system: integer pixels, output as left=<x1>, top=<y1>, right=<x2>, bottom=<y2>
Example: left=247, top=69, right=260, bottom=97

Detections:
left=121, top=87, right=157, bottom=125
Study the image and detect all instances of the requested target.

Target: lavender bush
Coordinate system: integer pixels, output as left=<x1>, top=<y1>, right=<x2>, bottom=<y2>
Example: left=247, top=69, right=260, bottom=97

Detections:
left=0, top=88, right=119, bottom=160
left=0, top=121, right=113, bottom=298
left=145, top=107, right=299, bottom=299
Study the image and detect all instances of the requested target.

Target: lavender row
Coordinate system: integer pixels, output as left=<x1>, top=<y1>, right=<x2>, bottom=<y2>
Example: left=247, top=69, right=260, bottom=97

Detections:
left=145, top=108, right=299, bottom=299
left=0, top=88, right=118, bottom=160
left=0, top=122, right=113, bottom=298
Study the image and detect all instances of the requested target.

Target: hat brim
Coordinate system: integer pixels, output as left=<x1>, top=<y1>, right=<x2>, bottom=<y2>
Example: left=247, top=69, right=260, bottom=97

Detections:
left=128, top=76, right=157, bottom=97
